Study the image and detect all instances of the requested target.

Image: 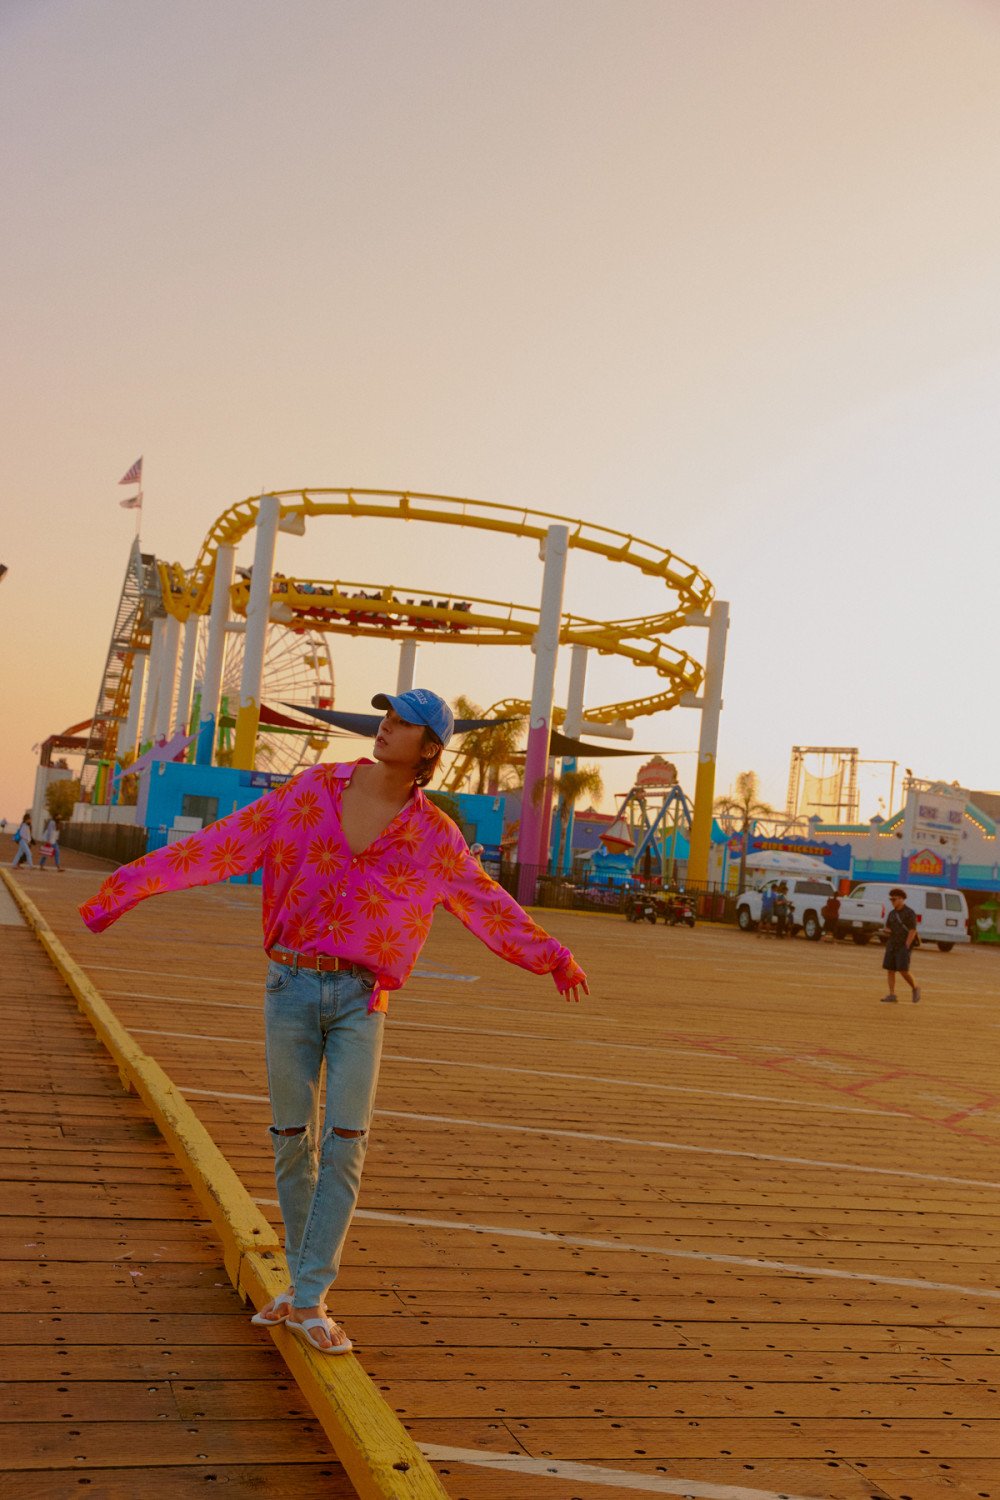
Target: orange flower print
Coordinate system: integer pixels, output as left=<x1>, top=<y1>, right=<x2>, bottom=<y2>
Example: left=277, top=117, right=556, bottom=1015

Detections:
left=471, top=865, right=496, bottom=895
left=285, top=910, right=323, bottom=950
left=499, top=939, right=526, bottom=967
left=282, top=871, right=309, bottom=908
left=479, top=897, right=515, bottom=939
left=165, top=838, right=203, bottom=877
left=364, top=924, right=403, bottom=969
left=268, top=838, right=297, bottom=876
left=400, top=901, right=432, bottom=943
left=238, top=800, right=273, bottom=836
left=318, top=896, right=355, bottom=944
left=80, top=896, right=103, bottom=925
left=307, top=835, right=343, bottom=876
left=353, top=843, right=389, bottom=873
left=135, top=875, right=168, bottom=900
left=447, top=890, right=475, bottom=926
left=383, top=860, right=419, bottom=896
left=388, top=821, right=423, bottom=857
left=288, top=789, right=323, bottom=832
left=429, top=841, right=465, bottom=883
left=99, top=871, right=126, bottom=905
left=208, top=837, right=245, bottom=880
left=357, top=881, right=389, bottom=921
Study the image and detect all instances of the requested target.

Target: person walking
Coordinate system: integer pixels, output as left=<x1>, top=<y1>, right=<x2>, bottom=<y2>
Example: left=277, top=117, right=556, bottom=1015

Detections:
left=11, top=813, right=33, bottom=868
left=822, top=891, right=841, bottom=941
left=39, top=816, right=64, bottom=872
left=80, top=688, right=588, bottom=1355
left=773, top=882, right=791, bottom=938
left=880, top=887, right=920, bottom=1003
left=757, top=885, right=775, bottom=937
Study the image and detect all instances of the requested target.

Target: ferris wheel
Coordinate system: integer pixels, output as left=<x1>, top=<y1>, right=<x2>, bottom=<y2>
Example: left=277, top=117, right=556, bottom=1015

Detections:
left=196, top=619, right=335, bottom=777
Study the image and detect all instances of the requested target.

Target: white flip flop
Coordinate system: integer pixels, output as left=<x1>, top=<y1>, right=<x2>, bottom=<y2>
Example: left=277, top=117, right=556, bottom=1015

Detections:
left=250, top=1290, right=294, bottom=1327
left=285, top=1315, right=353, bottom=1355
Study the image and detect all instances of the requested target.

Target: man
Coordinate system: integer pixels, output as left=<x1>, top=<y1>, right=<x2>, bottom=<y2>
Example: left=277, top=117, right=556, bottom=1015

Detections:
left=880, top=888, right=920, bottom=1003
left=822, top=891, right=841, bottom=941
left=80, top=688, right=587, bottom=1354
left=758, top=884, right=775, bottom=937
left=773, top=882, right=790, bottom=939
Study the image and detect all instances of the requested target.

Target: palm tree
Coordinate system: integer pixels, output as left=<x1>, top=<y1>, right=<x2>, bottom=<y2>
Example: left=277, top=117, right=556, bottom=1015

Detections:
left=451, top=695, right=525, bottom=795
left=533, top=763, right=605, bottom=874
left=715, top=771, right=775, bottom=891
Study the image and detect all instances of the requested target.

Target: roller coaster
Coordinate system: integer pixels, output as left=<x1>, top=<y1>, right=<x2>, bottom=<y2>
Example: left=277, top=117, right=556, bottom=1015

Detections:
left=85, top=489, right=715, bottom=798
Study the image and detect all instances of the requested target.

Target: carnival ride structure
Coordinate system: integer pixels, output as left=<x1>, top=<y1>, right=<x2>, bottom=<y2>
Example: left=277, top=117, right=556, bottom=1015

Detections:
left=84, top=489, right=726, bottom=883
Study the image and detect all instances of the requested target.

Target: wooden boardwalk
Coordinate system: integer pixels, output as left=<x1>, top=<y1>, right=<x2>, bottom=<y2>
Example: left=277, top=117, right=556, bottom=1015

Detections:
left=6, top=857, right=1000, bottom=1499
left=0, top=888, right=356, bottom=1497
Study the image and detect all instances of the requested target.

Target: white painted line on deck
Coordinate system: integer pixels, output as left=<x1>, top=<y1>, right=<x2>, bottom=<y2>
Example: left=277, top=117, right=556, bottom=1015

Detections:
left=183, top=1086, right=1000, bottom=1191
left=253, top=1198, right=1000, bottom=1301
left=417, top=1443, right=824, bottom=1500
left=101, top=996, right=747, bottom=1066
left=132, top=1024, right=891, bottom=1120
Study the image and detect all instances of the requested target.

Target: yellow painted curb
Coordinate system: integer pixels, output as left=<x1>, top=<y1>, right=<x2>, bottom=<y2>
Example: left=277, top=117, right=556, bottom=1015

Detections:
left=3, top=869, right=449, bottom=1500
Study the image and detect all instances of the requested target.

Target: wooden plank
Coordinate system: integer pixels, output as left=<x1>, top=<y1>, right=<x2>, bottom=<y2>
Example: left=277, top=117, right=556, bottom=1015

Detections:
left=5, top=1465, right=358, bottom=1500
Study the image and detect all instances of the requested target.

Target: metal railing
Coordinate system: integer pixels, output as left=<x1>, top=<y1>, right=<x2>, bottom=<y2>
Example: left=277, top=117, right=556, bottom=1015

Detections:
left=61, top=822, right=148, bottom=866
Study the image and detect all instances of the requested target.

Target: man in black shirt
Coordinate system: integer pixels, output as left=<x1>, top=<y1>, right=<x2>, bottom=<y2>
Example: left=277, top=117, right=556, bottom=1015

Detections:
left=880, top=888, right=921, bottom=1003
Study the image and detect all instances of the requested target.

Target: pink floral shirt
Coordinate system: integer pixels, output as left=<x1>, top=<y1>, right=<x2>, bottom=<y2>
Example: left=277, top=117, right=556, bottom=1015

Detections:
left=79, top=760, right=582, bottom=1013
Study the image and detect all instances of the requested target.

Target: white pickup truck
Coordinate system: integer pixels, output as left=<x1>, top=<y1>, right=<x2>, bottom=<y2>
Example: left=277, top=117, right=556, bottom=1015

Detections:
left=835, top=884, right=889, bottom=944
left=736, top=877, right=838, bottom=941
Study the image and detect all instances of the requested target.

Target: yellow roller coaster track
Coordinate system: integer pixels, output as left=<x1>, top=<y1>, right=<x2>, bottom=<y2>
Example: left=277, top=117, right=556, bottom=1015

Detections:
left=160, top=488, right=714, bottom=771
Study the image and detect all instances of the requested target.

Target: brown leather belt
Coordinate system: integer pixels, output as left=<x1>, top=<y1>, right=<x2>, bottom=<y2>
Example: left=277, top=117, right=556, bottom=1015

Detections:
left=267, top=948, right=375, bottom=983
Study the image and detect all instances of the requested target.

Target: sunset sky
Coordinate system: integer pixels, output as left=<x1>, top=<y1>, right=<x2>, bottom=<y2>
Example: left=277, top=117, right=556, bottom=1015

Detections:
left=3, top=0, right=999, bottom=823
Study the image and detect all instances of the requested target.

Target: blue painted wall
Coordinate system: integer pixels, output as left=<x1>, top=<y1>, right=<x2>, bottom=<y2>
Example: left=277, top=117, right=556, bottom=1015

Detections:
left=142, top=762, right=293, bottom=884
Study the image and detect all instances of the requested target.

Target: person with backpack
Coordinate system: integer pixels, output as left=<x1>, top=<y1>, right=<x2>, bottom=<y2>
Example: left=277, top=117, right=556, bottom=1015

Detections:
left=11, top=813, right=33, bottom=868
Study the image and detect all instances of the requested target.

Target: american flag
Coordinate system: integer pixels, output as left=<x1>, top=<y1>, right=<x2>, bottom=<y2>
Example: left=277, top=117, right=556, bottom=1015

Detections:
left=119, top=493, right=142, bottom=510
left=118, top=456, right=143, bottom=486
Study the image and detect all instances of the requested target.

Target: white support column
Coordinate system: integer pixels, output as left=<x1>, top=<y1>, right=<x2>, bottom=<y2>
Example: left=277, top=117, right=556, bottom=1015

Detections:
left=174, top=614, right=200, bottom=737
left=687, top=599, right=730, bottom=887
left=396, top=639, right=419, bottom=693
left=140, top=615, right=167, bottom=748
left=121, top=649, right=148, bottom=759
left=557, top=645, right=589, bottom=875
left=195, top=543, right=236, bottom=765
left=563, top=644, right=589, bottom=738
left=233, top=494, right=280, bottom=770
left=516, top=525, right=569, bottom=900
left=153, top=613, right=181, bottom=742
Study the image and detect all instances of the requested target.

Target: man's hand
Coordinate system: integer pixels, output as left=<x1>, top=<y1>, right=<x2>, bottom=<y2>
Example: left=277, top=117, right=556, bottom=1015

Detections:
left=556, top=960, right=589, bottom=1003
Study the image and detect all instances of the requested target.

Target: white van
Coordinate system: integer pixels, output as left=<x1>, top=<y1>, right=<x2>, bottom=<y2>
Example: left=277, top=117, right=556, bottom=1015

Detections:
left=838, top=884, right=970, bottom=951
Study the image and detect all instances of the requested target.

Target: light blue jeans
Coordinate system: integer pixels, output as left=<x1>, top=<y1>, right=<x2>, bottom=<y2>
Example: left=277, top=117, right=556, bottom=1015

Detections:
left=263, top=959, right=385, bottom=1309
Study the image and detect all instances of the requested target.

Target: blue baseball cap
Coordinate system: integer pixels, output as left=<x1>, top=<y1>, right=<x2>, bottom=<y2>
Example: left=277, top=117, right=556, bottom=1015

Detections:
left=371, top=688, right=455, bottom=747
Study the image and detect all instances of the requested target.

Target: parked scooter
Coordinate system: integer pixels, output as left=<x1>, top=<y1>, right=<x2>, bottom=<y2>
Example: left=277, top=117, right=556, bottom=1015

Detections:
left=660, top=893, right=696, bottom=928
left=625, top=892, right=658, bottom=924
